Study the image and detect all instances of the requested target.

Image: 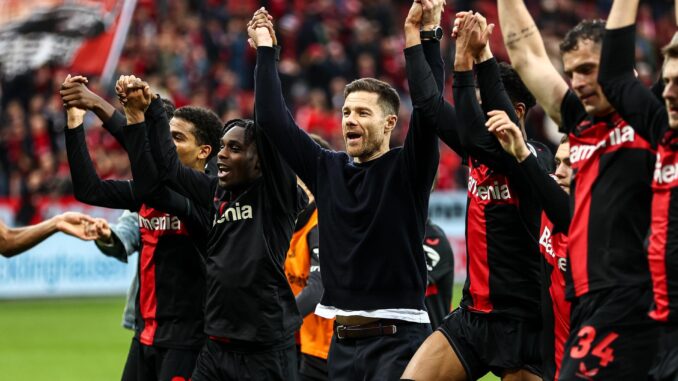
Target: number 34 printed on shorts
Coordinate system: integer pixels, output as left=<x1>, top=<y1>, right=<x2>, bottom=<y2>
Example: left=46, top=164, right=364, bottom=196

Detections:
left=570, top=325, right=619, bottom=379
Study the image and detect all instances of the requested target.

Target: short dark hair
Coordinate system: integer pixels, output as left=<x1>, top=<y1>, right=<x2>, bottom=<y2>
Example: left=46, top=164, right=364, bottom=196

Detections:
left=499, top=62, right=536, bottom=111
left=662, top=33, right=678, bottom=60
left=161, top=98, right=175, bottom=119
left=559, top=19, right=606, bottom=54
left=560, top=134, right=569, bottom=144
left=222, top=118, right=255, bottom=145
left=173, top=106, right=222, bottom=160
left=309, top=133, right=332, bottom=150
left=344, top=78, right=400, bottom=116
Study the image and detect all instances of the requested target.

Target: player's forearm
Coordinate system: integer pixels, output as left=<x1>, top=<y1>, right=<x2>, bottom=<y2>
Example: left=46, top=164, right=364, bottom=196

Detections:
left=497, top=0, right=548, bottom=68
left=0, top=218, right=58, bottom=257
left=475, top=58, right=520, bottom=125
left=404, top=25, right=422, bottom=49
left=123, top=121, right=161, bottom=200
left=405, top=45, right=442, bottom=120
left=606, top=0, right=639, bottom=29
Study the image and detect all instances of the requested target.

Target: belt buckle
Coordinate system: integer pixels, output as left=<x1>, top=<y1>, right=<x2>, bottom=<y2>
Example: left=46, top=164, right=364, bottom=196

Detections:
left=336, top=324, right=347, bottom=340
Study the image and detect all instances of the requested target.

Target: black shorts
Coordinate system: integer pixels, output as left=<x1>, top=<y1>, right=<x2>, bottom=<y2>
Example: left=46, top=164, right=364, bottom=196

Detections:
left=559, top=287, right=659, bottom=381
left=437, top=308, right=542, bottom=380
left=191, top=337, right=298, bottom=381
left=121, top=338, right=200, bottom=381
left=649, top=325, right=678, bottom=381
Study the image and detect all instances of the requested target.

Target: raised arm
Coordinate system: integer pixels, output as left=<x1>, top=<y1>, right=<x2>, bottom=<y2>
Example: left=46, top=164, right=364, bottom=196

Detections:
left=453, top=14, right=514, bottom=170
left=497, top=0, right=569, bottom=126
left=60, top=76, right=128, bottom=149
left=404, top=1, right=465, bottom=156
left=62, top=79, right=139, bottom=211
left=487, top=112, right=570, bottom=231
left=120, top=83, right=211, bottom=237
left=249, top=9, right=322, bottom=190
left=0, top=213, right=97, bottom=258
left=598, top=0, right=666, bottom=146
left=118, top=77, right=214, bottom=207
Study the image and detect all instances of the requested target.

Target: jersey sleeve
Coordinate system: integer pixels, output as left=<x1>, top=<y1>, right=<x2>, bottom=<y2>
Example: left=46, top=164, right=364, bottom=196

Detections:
left=65, top=125, right=139, bottom=210
left=559, top=90, right=587, bottom=134
left=598, top=24, right=667, bottom=147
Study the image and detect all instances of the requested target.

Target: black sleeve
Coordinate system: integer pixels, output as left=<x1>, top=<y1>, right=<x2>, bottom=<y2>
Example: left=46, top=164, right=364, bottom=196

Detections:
left=560, top=90, right=588, bottom=134
left=598, top=24, right=667, bottom=147
left=517, top=154, right=570, bottom=232
left=101, top=110, right=128, bottom=150
left=144, top=97, right=214, bottom=207
left=453, top=70, right=514, bottom=171
left=295, top=225, right=322, bottom=317
left=65, top=125, right=139, bottom=210
left=422, top=40, right=444, bottom=94
left=405, top=44, right=465, bottom=156
left=476, top=58, right=521, bottom=125
left=123, top=121, right=211, bottom=237
left=255, top=47, right=323, bottom=193
left=254, top=122, right=302, bottom=215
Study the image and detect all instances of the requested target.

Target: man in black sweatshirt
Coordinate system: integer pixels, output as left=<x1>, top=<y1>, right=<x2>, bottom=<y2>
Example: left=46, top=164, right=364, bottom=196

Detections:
left=247, top=1, right=441, bottom=379
left=117, top=77, right=306, bottom=381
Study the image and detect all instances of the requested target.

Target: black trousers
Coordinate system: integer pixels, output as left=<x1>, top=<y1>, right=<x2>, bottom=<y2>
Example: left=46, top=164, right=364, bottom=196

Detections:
left=121, top=338, right=200, bottom=381
left=191, top=337, right=298, bottom=381
left=327, top=322, right=431, bottom=381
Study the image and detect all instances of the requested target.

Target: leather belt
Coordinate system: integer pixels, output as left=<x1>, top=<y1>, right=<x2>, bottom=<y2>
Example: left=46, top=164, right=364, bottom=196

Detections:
left=335, top=320, right=399, bottom=340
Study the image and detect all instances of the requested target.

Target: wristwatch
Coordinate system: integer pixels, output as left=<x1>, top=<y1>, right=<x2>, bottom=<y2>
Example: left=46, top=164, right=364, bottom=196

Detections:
left=420, top=26, right=443, bottom=41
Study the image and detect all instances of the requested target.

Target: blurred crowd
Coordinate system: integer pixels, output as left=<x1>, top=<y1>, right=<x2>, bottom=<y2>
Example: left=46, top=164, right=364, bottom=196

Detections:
left=0, top=0, right=675, bottom=200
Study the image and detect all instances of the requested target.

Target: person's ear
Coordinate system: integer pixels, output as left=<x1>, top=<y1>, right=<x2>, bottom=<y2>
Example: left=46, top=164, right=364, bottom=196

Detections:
left=198, top=145, right=211, bottom=161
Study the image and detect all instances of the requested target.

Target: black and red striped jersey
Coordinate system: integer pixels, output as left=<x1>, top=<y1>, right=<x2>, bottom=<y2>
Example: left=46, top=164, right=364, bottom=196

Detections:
left=598, top=24, right=678, bottom=324
left=136, top=204, right=206, bottom=349
left=460, top=149, right=548, bottom=321
left=539, top=213, right=571, bottom=381
left=648, top=132, right=678, bottom=323
left=561, top=91, right=655, bottom=300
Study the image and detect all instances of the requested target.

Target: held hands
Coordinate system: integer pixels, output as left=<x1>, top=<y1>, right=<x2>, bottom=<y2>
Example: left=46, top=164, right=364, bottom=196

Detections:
left=60, top=75, right=102, bottom=110
left=453, top=11, right=495, bottom=68
left=422, top=0, right=446, bottom=29
left=247, top=7, right=276, bottom=49
left=405, top=0, right=445, bottom=30
left=54, top=212, right=99, bottom=241
left=115, top=75, right=152, bottom=124
left=61, top=75, right=87, bottom=128
left=486, top=110, right=531, bottom=162
left=86, top=218, right=113, bottom=244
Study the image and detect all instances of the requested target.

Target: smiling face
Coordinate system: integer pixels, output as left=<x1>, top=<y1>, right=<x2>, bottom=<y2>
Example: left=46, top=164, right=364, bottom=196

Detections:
left=663, top=57, right=678, bottom=130
left=169, top=117, right=211, bottom=171
left=341, top=91, right=396, bottom=163
left=216, top=126, right=260, bottom=190
left=562, top=39, right=613, bottom=117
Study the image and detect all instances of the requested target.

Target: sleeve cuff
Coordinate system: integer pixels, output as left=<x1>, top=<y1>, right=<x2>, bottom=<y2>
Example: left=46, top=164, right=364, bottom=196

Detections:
left=257, top=46, right=278, bottom=62
left=102, top=111, right=126, bottom=131
left=146, top=97, right=165, bottom=120
left=474, top=57, right=498, bottom=74
left=404, top=44, right=424, bottom=57
left=65, top=124, right=85, bottom=135
left=453, top=71, right=475, bottom=87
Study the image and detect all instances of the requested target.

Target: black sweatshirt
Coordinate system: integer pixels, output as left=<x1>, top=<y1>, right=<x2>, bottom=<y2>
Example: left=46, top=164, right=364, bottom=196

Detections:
left=599, top=24, right=678, bottom=323
left=65, top=123, right=206, bottom=350
left=138, top=97, right=305, bottom=343
left=255, top=45, right=439, bottom=312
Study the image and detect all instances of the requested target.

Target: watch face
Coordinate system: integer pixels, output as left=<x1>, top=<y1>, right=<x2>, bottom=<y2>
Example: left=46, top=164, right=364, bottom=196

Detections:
left=434, top=27, right=443, bottom=40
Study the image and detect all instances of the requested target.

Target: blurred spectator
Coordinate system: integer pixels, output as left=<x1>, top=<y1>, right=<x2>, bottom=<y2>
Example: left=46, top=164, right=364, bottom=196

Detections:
left=0, top=0, right=675, bottom=201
